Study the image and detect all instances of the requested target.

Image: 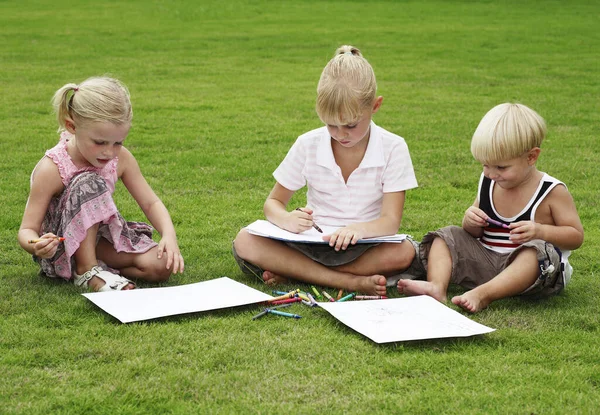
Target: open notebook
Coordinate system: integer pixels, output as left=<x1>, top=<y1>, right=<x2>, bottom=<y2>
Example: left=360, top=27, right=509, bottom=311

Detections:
left=245, top=220, right=407, bottom=244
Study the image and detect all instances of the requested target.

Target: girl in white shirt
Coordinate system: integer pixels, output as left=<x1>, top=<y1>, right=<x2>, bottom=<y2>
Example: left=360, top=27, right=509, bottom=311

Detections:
left=233, top=45, right=419, bottom=295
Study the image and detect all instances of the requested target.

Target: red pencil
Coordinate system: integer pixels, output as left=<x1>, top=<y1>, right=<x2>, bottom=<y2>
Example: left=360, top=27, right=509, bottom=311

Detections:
left=269, top=297, right=302, bottom=306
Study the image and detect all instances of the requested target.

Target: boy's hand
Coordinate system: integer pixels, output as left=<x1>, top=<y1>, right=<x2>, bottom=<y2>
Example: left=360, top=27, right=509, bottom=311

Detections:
left=32, top=233, right=61, bottom=259
left=508, top=220, right=539, bottom=244
left=283, top=207, right=314, bottom=234
left=157, top=236, right=185, bottom=274
left=464, top=206, right=489, bottom=228
left=323, top=224, right=365, bottom=251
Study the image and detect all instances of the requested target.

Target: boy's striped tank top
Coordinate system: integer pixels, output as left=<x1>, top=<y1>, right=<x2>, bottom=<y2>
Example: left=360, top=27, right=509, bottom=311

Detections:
left=477, top=172, right=563, bottom=254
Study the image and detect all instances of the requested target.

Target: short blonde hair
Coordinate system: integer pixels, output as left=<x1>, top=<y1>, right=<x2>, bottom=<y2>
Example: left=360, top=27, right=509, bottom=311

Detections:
left=52, top=76, right=133, bottom=132
left=316, top=45, right=377, bottom=125
left=471, top=103, right=547, bottom=163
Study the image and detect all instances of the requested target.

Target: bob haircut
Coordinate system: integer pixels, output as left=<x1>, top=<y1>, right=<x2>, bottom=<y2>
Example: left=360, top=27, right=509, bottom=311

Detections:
left=471, top=103, right=547, bottom=164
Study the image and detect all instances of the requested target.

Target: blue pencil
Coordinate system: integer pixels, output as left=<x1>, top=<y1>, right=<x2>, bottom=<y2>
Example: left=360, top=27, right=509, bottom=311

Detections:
left=337, top=293, right=356, bottom=302
left=272, top=290, right=289, bottom=296
left=251, top=303, right=292, bottom=320
left=267, top=309, right=302, bottom=319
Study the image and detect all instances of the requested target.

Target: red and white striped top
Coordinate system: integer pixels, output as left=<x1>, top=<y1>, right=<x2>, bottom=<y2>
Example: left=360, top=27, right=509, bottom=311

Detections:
left=273, top=122, right=418, bottom=226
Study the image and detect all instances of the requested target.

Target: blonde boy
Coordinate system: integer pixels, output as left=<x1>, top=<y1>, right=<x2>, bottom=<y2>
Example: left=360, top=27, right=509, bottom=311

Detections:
left=398, top=103, right=584, bottom=312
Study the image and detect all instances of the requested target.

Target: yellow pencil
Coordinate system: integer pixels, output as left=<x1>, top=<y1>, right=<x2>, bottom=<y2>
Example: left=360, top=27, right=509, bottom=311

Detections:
left=322, top=291, right=335, bottom=302
left=28, top=237, right=65, bottom=244
left=268, top=289, right=300, bottom=302
left=297, top=293, right=310, bottom=302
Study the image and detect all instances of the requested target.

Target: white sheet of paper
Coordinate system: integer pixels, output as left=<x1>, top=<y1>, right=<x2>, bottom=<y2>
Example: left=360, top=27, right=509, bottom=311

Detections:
left=246, top=220, right=407, bottom=244
left=318, top=296, right=495, bottom=343
left=82, top=277, right=273, bottom=323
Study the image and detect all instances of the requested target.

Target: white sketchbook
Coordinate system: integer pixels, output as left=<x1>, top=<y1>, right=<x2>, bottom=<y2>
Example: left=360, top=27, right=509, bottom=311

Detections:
left=318, top=296, right=495, bottom=343
left=246, top=219, right=407, bottom=244
left=82, top=277, right=273, bottom=323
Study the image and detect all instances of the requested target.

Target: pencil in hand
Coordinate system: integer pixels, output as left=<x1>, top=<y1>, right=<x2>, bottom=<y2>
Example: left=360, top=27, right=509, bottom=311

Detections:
left=28, top=237, right=65, bottom=244
left=486, top=217, right=510, bottom=229
left=295, top=207, right=323, bottom=233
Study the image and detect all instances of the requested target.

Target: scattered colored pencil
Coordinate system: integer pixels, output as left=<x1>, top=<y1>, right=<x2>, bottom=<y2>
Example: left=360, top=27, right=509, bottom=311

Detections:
left=311, top=286, right=323, bottom=299
left=297, top=293, right=310, bottom=302
left=269, top=289, right=299, bottom=302
left=322, top=291, right=335, bottom=302
left=267, top=309, right=302, bottom=319
left=251, top=309, right=268, bottom=320
left=270, top=297, right=302, bottom=306
left=355, top=295, right=388, bottom=300
left=337, top=293, right=356, bottom=302
left=251, top=303, right=292, bottom=320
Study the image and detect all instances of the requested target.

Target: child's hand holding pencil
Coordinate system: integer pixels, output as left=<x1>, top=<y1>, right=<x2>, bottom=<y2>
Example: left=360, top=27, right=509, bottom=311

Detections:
left=293, top=207, right=323, bottom=233
left=27, top=234, right=65, bottom=259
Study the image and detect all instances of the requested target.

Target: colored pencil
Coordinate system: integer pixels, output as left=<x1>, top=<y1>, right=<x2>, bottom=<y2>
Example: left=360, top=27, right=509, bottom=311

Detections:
left=28, top=237, right=65, bottom=244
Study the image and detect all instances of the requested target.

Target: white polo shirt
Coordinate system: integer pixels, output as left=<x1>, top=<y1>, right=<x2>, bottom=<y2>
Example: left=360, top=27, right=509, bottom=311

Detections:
left=273, top=122, right=418, bottom=226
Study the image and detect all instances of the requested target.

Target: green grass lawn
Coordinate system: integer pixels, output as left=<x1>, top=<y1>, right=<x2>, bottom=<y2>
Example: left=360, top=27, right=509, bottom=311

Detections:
left=1, top=0, right=599, bottom=413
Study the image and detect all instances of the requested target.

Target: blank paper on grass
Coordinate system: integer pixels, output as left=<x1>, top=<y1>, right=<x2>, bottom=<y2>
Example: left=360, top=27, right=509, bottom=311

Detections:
left=318, top=296, right=495, bottom=343
left=246, top=219, right=407, bottom=244
left=82, top=277, right=273, bottom=323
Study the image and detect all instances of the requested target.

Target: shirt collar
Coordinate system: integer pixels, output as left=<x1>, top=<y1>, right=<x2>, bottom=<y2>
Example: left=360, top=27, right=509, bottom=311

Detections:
left=316, top=121, right=385, bottom=170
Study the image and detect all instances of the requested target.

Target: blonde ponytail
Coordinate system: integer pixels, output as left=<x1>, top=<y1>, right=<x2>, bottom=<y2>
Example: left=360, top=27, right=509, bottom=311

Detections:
left=51, top=77, right=132, bottom=133
left=335, top=45, right=362, bottom=57
left=51, top=83, right=79, bottom=132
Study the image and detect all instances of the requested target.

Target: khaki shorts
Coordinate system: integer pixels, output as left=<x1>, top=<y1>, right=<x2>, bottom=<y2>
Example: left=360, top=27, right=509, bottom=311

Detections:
left=418, top=226, right=564, bottom=298
left=232, top=240, right=378, bottom=282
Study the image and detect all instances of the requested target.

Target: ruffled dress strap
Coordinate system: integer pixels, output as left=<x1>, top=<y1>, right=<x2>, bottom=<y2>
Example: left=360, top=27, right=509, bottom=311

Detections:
left=45, top=131, right=81, bottom=188
left=44, top=131, right=119, bottom=193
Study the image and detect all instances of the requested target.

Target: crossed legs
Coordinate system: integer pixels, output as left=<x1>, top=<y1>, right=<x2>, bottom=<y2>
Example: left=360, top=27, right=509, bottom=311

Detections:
left=233, top=229, right=415, bottom=295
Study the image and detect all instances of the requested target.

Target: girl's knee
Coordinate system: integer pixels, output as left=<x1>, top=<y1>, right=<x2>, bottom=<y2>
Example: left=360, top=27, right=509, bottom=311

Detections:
left=134, top=253, right=172, bottom=282
left=146, top=261, right=172, bottom=282
left=233, top=229, right=255, bottom=259
left=380, top=243, right=414, bottom=270
left=396, top=242, right=416, bottom=269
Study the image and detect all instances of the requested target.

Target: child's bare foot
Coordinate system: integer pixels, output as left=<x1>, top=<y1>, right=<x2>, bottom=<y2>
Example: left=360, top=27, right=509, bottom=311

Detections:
left=397, top=280, right=446, bottom=303
left=262, top=270, right=290, bottom=285
left=451, top=291, right=490, bottom=313
left=353, top=274, right=387, bottom=296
